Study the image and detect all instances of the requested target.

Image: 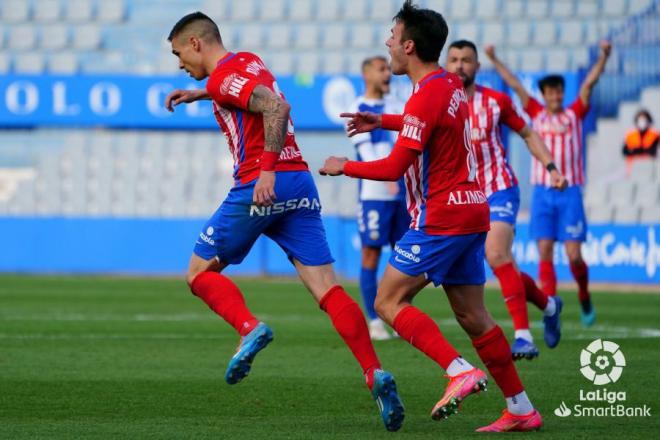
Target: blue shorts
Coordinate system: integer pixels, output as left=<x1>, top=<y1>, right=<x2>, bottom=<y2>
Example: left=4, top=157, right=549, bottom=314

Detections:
left=530, top=185, right=587, bottom=242
left=358, top=200, right=411, bottom=247
left=487, top=186, right=520, bottom=225
left=389, top=229, right=487, bottom=287
left=194, top=171, right=334, bottom=266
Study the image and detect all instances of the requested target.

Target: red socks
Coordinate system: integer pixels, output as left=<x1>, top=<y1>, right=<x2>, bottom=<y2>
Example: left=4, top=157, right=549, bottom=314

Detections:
left=520, top=271, right=549, bottom=311
left=320, top=286, right=381, bottom=388
left=392, top=305, right=460, bottom=371
left=472, top=326, right=524, bottom=398
left=493, top=263, right=529, bottom=331
left=190, top=272, right=259, bottom=336
left=539, top=260, right=557, bottom=297
left=570, top=261, right=590, bottom=303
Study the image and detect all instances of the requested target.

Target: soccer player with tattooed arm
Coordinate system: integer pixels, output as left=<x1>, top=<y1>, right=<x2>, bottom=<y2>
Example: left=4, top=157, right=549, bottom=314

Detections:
left=485, top=41, right=612, bottom=327
left=321, top=1, right=542, bottom=432
left=164, top=12, right=404, bottom=431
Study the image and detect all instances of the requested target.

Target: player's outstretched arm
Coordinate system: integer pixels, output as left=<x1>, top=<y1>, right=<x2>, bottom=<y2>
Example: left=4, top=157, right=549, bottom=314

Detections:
left=517, top=125, right=568, bottom=190
left=319, top=144, right=417, bottom=179
left=579, top=41, right=612, bottom=106
left=164, top=89, right=210, bottom=112
left=247, top=84, right=291, bottom=207
left=485, top=45, right=530, bottom=108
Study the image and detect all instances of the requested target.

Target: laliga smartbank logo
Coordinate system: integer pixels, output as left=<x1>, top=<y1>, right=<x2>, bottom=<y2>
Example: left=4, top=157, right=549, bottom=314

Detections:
left=554, top=339, right=651, bottom=418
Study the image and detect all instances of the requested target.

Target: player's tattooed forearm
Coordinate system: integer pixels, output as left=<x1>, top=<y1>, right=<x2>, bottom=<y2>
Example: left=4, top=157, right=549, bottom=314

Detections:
left=248, top=85, right=290, bottom=154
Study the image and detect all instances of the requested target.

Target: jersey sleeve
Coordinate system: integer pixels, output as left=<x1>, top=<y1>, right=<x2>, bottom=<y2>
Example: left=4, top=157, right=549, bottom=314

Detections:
left=569, top=97, right=590, bottom=120
left=393, top=94, right=432, bottom=153
left=206, top=69, right=260, bottom=111
left=498, top=93, right=526, bottom=132
left=524, top=96, right=544, bottom=119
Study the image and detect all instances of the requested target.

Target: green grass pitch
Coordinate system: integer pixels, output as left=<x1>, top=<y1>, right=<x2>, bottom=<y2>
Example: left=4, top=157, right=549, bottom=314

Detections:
left=1, top=275, right=658, bottom=439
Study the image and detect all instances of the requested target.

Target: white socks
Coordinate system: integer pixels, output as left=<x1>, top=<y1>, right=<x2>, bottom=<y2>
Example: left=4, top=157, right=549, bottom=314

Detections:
left=446, top=357, right=474, bottom=377
left=544, top=296, right=557, bottom=317
left=514, top=329, right=534, bottom=342
left=506, top=391, right=534, bottom=415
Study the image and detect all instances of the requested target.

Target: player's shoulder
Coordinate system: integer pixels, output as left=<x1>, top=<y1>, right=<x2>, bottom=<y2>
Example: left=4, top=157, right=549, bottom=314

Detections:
left=477, top=84, right=507, bottom=101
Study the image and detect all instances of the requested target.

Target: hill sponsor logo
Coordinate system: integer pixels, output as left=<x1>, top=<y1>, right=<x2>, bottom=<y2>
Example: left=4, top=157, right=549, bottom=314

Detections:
left=553, top=339, right=651, bottom=418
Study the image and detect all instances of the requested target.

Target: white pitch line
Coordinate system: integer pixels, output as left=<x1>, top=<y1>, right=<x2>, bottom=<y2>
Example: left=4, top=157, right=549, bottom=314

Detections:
left=0, top=333, right=227, bottom=340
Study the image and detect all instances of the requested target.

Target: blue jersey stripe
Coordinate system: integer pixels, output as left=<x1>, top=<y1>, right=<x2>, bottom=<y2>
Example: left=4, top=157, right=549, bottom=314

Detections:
left=418, top=148, right=431, bottom=228
left=233, top=110, right=246, bottom=180
left=419, top=71, right=447, bottom=89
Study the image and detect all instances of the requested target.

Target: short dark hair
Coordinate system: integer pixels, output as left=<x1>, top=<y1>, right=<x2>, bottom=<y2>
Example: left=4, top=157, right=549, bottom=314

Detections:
left=538, top=74, right=565, bottom=93
left=361, top=55, right=388, bottom=72
left=635, top=109, right=653, bottom=124
left=393, top=0, right=449, bottom=63
left=167, top=11, right=221, bottom=44
left=448, top=40, right=478, bottom=59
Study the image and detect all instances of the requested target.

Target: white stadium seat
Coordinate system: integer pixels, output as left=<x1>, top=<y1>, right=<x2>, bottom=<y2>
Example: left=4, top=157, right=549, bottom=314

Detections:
left=267, top=25, right=292, bottom=50
left=546, top=49, right=570, bottom=71
left=297, top=52, right=320, bottom=75
left=451, top=0, right=473, bottom=19
left=369, top=0, right=397, bottom=21
left=588, top=205, right=614, bottom=223
left=456, top=22, right=480, bottom=45
left=350, top=24, right=375, bottom=49
left=506, top=22, right=532, bottom=47
left=72, top=24, right=102, bottom=50
left=8, top=25, right=37, bottom=51
left=317, top=0, right=341, bottom=21
left=239, top=25, right=263, bottom=50
left=609, top=180, right=637, bottom=206
left=635, top=183, right=660, bottom=207
left=559, top=20, right=585, bottom=46
left=231, top=0, right=256, bottom=21
left=97, top=0, right=126, bottom=23
left=13, top=53, right=46, bottom=73
left=629, top=160, right=656, bottom=183
left=533, top=20, right=557, bottom=46
left=482, top=22, right=505, bottom=46
left=640, top=206, right=660, bottom=223
left=504, top=0, right=525, bottom=17
left=65, top=0, right=94, bottom=22
left=40, top=25, right=70, bottom=50
left=269, top=52, right=294, bottom=76
left=424, top=0, right=449, bottom=15
left=289, top=0, right=314, bottom=21
left=294, top=25, right=319, bottom=50
left=2, top=0, right=31, bottom=23
left=526, top=0, right=550, bottom=18
left=343, top=0, right=368, bottom=21
left=0, top=53, right=10, bottom=73
left=551, top=0, right=574, bottom=18
left=576, top=1, right=599, bottom=17
left=260, top=0, right=286, bottom=21
left=603, top=0, right=627, bottom=17
left=321, top=51, right=345, bottom=74
left=33, top=0, right=61, bottom=23
left=322, top=24, right=347, bottom=50
left=48, top=52, right=79, bottom=74
left=614, top=207, right=640, bottom=224
left=475, top=0, right=500, bottom=19
left=518, top=48, right=544, bottom=72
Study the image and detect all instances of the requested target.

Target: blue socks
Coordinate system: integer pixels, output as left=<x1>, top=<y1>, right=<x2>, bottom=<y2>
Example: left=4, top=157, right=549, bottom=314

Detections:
left=359, top=267, right=379, bottom=320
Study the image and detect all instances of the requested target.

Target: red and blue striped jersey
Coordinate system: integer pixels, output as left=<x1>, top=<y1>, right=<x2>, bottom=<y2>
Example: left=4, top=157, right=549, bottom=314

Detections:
left=525, top=97, right=588, bottom=187
left=469, top=85, right=526, bottom=197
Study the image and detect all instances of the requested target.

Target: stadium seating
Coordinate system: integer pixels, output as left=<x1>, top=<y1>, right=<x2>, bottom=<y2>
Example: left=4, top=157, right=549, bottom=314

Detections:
left=1, top=0, right=655, bottom=76
left=584, top=83, right=660, bottom=223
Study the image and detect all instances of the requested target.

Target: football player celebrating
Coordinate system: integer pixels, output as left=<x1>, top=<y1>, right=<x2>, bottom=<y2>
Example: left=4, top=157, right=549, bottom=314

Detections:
left=445, top=40, right=565, bottom=359
left=486, top=42, right=612, bottom=326
left=321, top=1, right=542, bottom=432
left=165, top=12, right=404, bottom=431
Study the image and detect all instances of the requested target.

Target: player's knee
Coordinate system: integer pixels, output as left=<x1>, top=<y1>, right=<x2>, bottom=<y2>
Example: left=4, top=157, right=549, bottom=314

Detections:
left=485, top=247, right=512, bottom=269
left=185, top=270, right=203, bottom=289
left=374, top=293, right=396, bottom=324
left=455, top=308, right=493, bottom=339
left=565, top=247, right=583, bottom=264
